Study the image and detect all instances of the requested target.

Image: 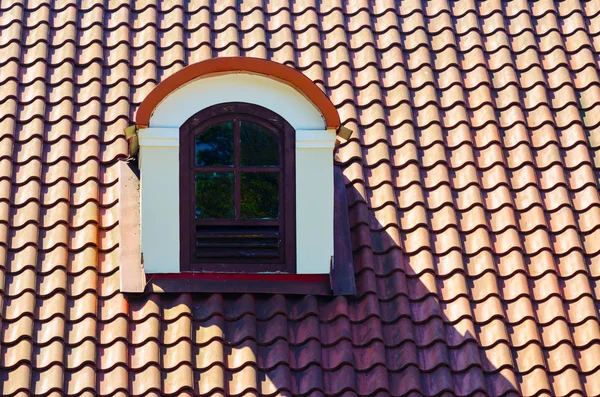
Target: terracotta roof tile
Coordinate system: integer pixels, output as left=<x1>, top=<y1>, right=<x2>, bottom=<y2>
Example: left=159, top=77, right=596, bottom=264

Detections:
left=2, top=0, right=600, bottom=395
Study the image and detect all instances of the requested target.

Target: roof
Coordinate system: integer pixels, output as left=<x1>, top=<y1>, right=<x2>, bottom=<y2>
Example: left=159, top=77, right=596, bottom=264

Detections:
left=1, top=0, right=600, bottom=396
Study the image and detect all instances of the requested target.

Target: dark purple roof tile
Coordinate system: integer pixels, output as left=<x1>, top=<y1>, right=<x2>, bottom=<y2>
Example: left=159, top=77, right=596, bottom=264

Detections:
left=2, top=0, right=600, bottom=396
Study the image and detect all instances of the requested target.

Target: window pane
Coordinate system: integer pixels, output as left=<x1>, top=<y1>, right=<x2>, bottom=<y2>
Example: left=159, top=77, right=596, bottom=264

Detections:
left=241, top=173, right=279, bottom=219
left=195, top=121, right=234, bottom=166
left=240, top=121, right=279, bottom=166
left=195, top=172, right=234, bottom=219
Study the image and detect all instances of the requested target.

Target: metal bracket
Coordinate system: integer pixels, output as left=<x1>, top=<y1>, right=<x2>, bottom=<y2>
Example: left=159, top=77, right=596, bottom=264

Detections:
left=336, top=125, right=353, bottom=140
left=124, top=125, right=139, bottom=157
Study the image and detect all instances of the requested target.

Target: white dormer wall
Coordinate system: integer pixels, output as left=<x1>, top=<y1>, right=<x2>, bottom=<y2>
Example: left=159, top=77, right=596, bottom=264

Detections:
left=137, top=73, right=336, bottom=274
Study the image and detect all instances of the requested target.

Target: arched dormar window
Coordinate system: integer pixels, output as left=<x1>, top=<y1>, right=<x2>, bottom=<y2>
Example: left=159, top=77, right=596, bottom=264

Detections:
left=123, top=59, right=356, bottom=294
left=179, top=103, right=296, bottom=273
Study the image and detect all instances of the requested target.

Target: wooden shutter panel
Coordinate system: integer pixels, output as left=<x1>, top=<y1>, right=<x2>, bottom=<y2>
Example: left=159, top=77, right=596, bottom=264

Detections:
left=195, top=224, right=281, bottom=260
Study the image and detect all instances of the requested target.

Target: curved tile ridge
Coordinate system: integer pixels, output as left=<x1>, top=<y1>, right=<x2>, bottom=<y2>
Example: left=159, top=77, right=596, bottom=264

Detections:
left=1, top=2, right=600, bottom=397
left=2, top=38, right=599, bottom=70
left=3, top=1, right=596, bottom=20
left=3, top=79, right=600, bottom=115
left=3, top=11, right=599, bottom=42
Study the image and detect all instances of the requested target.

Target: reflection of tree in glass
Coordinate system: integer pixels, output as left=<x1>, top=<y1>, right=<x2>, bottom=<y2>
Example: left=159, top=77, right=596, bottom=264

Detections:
left=194, top=120, right=281, bottom=220
left=241, top=173, right=279, bottom=219
left=195, top=122, right=234, bottom=166
left=240, top=121, right=279, bottom=166
left=195, top=172, right=234, bottom=218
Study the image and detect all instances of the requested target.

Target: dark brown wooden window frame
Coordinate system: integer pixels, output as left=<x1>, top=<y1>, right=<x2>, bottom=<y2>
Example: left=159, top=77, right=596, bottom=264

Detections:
left=179, top=102, right=296, bottom=273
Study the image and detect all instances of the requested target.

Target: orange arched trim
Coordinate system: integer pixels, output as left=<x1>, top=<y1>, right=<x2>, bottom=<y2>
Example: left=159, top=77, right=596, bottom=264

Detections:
left=135, top=57, right=341, bottom=129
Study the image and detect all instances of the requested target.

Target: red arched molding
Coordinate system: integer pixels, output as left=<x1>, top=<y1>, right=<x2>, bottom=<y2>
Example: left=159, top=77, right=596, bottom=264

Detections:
left=136, top=57, right=341, bottom=129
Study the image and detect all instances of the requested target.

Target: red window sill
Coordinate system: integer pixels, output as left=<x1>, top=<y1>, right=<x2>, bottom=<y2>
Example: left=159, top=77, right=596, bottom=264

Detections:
left=143, top=272, right=332, bottom=295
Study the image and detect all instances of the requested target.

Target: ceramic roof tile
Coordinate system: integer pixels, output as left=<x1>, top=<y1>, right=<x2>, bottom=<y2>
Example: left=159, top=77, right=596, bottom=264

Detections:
left=2, top=0, right=600, bottom=395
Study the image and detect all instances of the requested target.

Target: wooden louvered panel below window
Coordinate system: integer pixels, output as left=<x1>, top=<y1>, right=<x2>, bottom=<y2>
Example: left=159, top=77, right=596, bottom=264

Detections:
left=195, top=225, right=281, bottom=260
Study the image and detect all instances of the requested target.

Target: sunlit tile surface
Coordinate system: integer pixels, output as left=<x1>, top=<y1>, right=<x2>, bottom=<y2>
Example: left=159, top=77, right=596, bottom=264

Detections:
left=0, top=0, right=599, bottom=396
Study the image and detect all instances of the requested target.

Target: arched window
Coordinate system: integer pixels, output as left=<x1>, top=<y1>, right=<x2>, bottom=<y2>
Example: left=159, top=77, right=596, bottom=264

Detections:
left=179, top=103, right=296, bottom=273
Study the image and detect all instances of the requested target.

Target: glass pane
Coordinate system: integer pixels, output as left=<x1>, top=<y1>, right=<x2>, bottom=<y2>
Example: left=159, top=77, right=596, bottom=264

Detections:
left=195, top=121, right=234, bottom=166
left=241, top=173, right=279, bottom=219
left=240, top=121, right=279, bottom=167
left=195, top=172, right=234, bottom=219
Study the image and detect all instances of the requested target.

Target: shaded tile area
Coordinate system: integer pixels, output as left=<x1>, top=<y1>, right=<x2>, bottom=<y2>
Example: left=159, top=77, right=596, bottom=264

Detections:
left=0, top=0, right=600, bottom=396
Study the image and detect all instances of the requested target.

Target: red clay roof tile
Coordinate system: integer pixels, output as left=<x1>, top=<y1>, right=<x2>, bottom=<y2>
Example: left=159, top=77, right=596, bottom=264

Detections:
left=1, top=0, right=600, bottom=395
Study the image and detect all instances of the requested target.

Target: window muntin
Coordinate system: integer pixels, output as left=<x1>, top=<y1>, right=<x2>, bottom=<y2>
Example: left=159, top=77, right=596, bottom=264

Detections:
left=180, top=103, right=296, bottom=273
left=193, top=120, right=281, bottom=221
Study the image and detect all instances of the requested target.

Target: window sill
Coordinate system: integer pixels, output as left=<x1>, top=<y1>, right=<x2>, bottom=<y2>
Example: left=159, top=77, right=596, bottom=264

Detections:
left=141, top=272, right=332, bottom=295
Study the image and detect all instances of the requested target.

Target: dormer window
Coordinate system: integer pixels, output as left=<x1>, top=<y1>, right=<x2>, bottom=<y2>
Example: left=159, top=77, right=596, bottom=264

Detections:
left=180, top=103, right=296, bottom=272
left=120, top=57, right=355, bottom=295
